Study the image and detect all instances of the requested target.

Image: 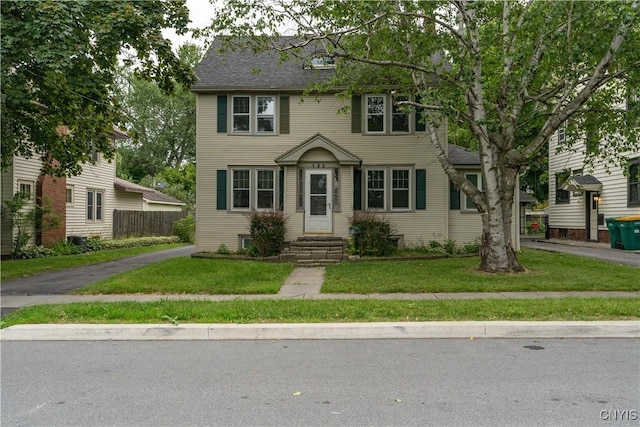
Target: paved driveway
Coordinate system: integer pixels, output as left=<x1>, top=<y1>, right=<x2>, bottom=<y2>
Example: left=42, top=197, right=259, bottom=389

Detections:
left=521, top=239, right=640, bottom=268
left=1, top=245, right=195, bottom=296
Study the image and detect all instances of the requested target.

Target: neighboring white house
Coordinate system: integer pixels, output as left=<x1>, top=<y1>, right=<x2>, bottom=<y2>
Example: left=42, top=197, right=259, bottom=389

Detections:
left=1, top=130, right=186, bottom=256
left=192, top=38, right=521, bottom=253
left=548, top=119, right=640, bottom=243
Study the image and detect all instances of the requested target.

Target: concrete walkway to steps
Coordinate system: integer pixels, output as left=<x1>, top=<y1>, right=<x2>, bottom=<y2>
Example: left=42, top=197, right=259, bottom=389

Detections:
left=2, top=266, right=640, bottom=314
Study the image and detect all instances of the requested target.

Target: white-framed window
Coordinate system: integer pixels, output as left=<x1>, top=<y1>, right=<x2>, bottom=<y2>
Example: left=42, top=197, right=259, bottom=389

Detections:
left=231, top=168, right=277, bottom=211
left=17, top=180, right=34, bottom=201
left=232, top=96, right=251, bottom=133
left=366, top=95, right=386, bottom=133
left=392, top=169, right=411, bottom=209
left=464, top=173, right=482, bottom=210
left=87, top=189, right=104, bottom=221
left=366, top=169, right=386, bottom=209
left=256, top=96, right=275, bottom=133
left=231, top=95, right=277, bottom=134
left=66, top=185, right=74, bottom=205
left=239, top=235, right=254, bottom=250
left=365, top=167, right=415, bottom=211
left=391, top=95, right=410, bottom=133
left=557, top=122, right=566, bottom=144
left=232, top=169, right=250, bottom=209
left=256, top=169, right=275, bottom=209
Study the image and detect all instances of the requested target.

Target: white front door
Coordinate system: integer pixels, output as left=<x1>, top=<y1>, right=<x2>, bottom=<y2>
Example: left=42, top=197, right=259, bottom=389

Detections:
left=304, top=169, right=332, bottom=232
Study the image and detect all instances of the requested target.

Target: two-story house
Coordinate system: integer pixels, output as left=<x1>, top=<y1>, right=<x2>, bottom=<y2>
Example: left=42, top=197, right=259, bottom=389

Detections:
left=1, top=129, right=185, bottom=256
left=193, top=38, right=521, bottom=253
left=549, top=117, right=639, bottom=243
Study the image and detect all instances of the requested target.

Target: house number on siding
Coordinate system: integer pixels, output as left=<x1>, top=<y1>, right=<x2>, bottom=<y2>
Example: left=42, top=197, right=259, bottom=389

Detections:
left=312, top=163, right=325, bottom=168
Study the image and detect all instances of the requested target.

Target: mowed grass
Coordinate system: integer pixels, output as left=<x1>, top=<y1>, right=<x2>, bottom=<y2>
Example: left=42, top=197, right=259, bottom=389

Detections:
left=1, top=244, right=186, bottom=281
left=323, top=249, right=640, bottom=293
left=2, top=297, right=638, bottom=328
left=74, top=258, right=296, bottom=295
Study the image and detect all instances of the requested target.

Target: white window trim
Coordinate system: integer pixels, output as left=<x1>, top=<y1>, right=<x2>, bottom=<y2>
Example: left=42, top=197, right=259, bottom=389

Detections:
left=255, top=169, right=276, bottom=210
left=391, top=94, right=411, bottom=134
left=255, top=96, right=276, bottom=134
left=86, top=189, right=104, bottom=222
left=463, top=173, right=482, bottom=211
left=17, top=180, right=35, bottom=202
left=391, top=168, right=412, bottom=210
left=365, top=168, right=387, bottom=210
left=365, top=95, right=386, bottom=134
left=230, top=167, right=278, bottom=211
left=231, top=168, right=251, bottom=211
left=231, top=95, right=251, bottom=134
left=557, top=122, right=566, bottom=144
left=239, top=235, right=253, bottom=250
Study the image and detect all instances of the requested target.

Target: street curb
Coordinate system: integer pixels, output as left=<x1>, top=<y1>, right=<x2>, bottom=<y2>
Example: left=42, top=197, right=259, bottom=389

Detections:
left=1, top=321, right=639, bottom=341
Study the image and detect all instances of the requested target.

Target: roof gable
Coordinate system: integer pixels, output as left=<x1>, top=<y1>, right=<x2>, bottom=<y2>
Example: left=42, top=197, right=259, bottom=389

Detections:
left=114, top=178, right=186, bottom=205
left=275, top=133, right=362, bottom=166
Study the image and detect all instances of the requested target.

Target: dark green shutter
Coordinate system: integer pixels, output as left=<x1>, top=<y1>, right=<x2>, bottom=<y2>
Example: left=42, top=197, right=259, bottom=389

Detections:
left=449, top=180, right=460, bottom=210
left=351, top=95, right=362, bottom=133
left=217, top=95, right=227, bottom=133
left=278, top=169, right=285, bottom=210
left=415, top=95, right=425, bottom=132
left=353, top=169, right=362, bottom=210
left=415, top=169, right=426, bottom=210
left=279, top=96, right=290, bottom=134
left=216, top=169, right=227, bottom=210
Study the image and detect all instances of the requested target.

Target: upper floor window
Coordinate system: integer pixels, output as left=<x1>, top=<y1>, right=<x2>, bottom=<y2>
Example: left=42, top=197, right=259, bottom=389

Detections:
left=629, top=159, right=640, bottom=207
left=232, top=96, right=250, bottom=133
left=256, top=97, right=275, bottom=133
left=66, top=185, right=74, bottom=205
left=231, top=95, right=276, bottom=134
left=365, top=94, right=412, bottom=134
left=17, top=180, right=34, bottom=201
left=366, top=96, right=385, bottom=133
left=557, top=122, right=566, bottom=144
left=391, top=95, right=410, bottom=133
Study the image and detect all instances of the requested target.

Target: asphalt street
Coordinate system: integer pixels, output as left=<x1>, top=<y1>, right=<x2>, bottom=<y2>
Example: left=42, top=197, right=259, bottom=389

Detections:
left=2, top=339, right=639, bottom=427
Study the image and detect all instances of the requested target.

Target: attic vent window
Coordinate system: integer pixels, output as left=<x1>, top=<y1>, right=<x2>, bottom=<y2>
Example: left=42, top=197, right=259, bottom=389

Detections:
left=305, top=57, right=335, bottom=69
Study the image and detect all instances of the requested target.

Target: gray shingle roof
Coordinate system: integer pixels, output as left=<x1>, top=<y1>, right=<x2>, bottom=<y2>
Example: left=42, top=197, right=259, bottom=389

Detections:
left=192, top=37, right=335, bottom=92
left=114, top=178, right=185, bottom=205
left=572, top=174, right=602, bottom=186
left=448, top=144, right=480, bottom=165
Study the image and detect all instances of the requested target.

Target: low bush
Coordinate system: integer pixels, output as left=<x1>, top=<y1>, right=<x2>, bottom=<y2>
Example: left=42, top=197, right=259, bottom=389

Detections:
left=52, top=239, right=82, bottom=256
left=95, top=236, right=181, bottom=250
left=14, top=245, right=57, bottom=259
left=248, top=210, right=288, bottom=257
left=174, top=215, right=195, bottom=243
left=350, top=211, right=396, bottom=256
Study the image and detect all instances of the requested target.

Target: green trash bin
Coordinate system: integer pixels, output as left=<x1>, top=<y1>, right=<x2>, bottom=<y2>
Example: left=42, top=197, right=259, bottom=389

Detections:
left=606, top=217, right=622, bottom=249
left=617, top=216, right=640, bottom=251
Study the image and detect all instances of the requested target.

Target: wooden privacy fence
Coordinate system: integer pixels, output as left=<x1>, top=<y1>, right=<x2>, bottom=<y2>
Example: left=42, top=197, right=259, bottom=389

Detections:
left=113, top=210, right=187, bottom=239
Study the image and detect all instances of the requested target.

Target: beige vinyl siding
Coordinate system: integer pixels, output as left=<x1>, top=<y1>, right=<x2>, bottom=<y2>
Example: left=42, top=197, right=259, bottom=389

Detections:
left=113, top=189, right=143, bottom=211
left=196, top=92, right=450, bottom=251
left=143, top=201, right=184, bottom=212
left=66, top=154, right=116, bottom=239
left=1, top=156, right=43, bottom=254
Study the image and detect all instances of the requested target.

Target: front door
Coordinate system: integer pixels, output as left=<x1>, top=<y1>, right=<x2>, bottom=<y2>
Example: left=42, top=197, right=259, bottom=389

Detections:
left=304, top=169, right=332, bottom=232
left=587, top=192, right=599, bottom=241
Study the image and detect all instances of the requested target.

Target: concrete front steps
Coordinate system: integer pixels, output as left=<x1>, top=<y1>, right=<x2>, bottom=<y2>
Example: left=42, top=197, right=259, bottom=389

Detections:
left=280, top=236, right=348, bottom=267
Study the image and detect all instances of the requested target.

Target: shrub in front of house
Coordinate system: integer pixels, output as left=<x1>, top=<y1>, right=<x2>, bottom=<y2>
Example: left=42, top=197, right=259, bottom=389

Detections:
left=174, top=215, right=195, bottom=243
left=248, top=210, right=288, bottom=257
left=350, top=211, right=396, bottom=256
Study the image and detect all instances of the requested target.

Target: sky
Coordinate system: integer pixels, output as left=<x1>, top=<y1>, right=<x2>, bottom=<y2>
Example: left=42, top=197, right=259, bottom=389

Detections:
left=162, top=0, right=217, bottom=49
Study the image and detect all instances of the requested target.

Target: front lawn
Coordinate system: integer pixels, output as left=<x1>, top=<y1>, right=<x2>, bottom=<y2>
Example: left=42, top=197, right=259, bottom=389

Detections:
left=1, top=297, right=638, bottom=327
left=1, top=243, right=186, bottom=281
left=74, top=258, right=296, bottom=295
left=323, top=249, right=640, bottom=293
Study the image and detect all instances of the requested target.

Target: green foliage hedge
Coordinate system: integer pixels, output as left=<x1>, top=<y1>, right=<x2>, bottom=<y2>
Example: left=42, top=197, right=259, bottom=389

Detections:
left=87, top=236, right=181, bottom=251
left=350, top=211, right=396, bottom=256
left=248, top=210, right=288, bottom=257
left=174, top=215, right=195, bottom=243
